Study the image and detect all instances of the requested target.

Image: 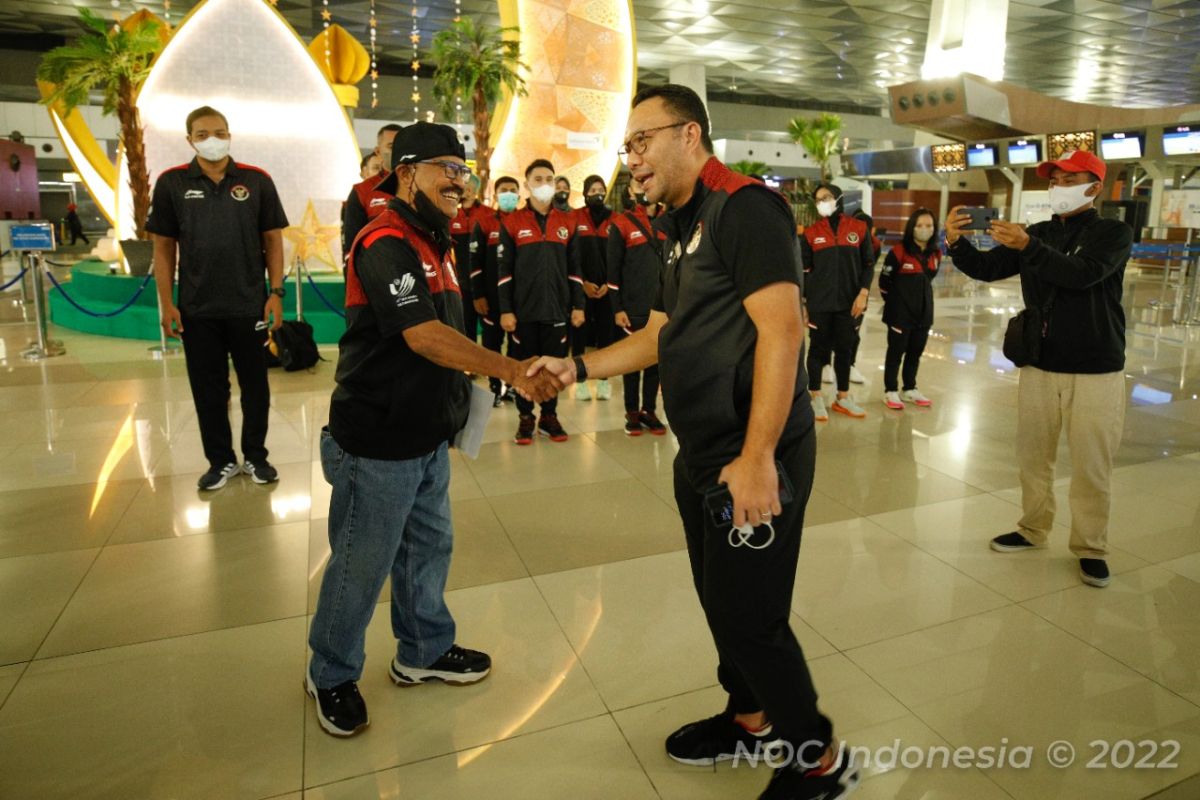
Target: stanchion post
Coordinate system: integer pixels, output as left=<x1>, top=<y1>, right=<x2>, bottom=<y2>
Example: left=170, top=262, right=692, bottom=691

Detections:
left=21, top=253, right=66, bottom=361
left=1181, top=255, right=1200, bottom=326
left=19, top=252, right=32, bottom=306
left=294, top=255, right=304, bottom=321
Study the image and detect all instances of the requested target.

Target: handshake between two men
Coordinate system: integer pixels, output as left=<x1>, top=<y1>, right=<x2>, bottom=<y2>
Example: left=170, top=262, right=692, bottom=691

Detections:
left=506, top=356, right=570, bottom=404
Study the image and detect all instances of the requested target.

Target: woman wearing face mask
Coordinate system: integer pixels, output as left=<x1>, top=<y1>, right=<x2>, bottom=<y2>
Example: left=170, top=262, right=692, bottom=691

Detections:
left=879, top=208, right=940, bottom=410
left=568, top=175, right=615, bottom=400
left=800, top=183, right=876, bottom=421
left=553, top=176, right=573, bottom=212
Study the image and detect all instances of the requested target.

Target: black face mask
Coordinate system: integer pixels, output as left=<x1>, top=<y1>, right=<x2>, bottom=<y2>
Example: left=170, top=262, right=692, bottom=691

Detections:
left=585, top=194, right=606, bottom=209
left=635, top=193, right=649, bottom=206
left=621, top=194, right=637, bottom=210
left=554, top=191, right=570, bottom=205
left=412, top=186, right=453, bottom=238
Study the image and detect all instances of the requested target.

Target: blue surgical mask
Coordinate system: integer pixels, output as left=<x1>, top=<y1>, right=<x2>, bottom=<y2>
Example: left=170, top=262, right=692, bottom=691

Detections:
left=497, top=191, right=519, bottom=212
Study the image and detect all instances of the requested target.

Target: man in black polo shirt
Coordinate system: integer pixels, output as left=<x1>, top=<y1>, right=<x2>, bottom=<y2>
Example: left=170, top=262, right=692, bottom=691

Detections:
left=148, top=105, right=288, bottom=491
left=306, top=123, right=558, bottom=738
left=527, top=85, right=858, bottom=800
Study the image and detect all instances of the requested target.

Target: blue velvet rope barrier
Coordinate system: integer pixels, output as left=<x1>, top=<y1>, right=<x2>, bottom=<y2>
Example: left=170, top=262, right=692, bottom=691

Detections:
left=303, top=269, right=346, bottom=319
left=0, top=266, right=29, bottom=292
left=44, top=269, right=155, bottom=318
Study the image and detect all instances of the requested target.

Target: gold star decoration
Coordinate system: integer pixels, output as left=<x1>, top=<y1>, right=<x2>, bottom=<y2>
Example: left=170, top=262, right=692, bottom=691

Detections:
left=411, top=91, right=421, bottom=103
left=369, top=17, right=377, bottom=27
left=411, top=59, right=420, bottom=70
left=370, top=69, right=379, bottom=80
left=283, top=199, right=341, bottom=273
left=320, top=8, right=332, bottom=19
left=409, top=32, right=420, bottom=44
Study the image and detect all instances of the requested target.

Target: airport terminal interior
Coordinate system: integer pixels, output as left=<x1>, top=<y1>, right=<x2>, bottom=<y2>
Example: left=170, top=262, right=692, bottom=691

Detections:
left=0, top=1, right=1199, bottom=799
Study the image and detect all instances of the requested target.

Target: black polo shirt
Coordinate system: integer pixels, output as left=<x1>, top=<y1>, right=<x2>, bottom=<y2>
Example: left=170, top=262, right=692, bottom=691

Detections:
left=146, top=157, right=288, bottom=318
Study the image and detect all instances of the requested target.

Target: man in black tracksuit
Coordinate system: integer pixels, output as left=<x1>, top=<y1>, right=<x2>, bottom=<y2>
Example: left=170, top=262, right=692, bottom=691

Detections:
left=945, top=149, right=1131, bottom=589
left=568, top=174, right=616, bottom=400
left=800, top=183, right=874, bottom=421
left=470, top=176, right=521, bottom=404
left=449, top=175, right=491, bottom=342
left=497, top=159, right=585, bottom=444
left=607, top=179, right=667, bottom=435
left=341, top=124, right=403, bottom=270
left=525, top=85, right=858, bottom=800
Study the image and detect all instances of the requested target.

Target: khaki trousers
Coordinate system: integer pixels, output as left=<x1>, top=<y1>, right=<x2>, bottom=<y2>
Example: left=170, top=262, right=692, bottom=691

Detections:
left=1015, top=367, right=1125, bottom=558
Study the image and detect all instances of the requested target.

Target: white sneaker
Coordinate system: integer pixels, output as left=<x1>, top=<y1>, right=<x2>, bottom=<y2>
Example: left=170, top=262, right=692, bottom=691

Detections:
left=575, top=382, right=591, bottom=401
left=902, top=389, right=932, bottom=407
left=883, top=391, right=905, bottom=410
left=849, top=365, right=866, bottom=384
left=596, top=379, right=612, bottom=401
left=821, top=364, right=833, bottom=384
left=833, top=395, right=866, bottom=418
left=811, top=394, right=829, bottom=422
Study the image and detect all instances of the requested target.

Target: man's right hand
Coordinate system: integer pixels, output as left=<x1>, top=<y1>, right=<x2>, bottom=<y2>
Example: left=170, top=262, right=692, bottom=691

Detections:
left=500, top=312, right=517, bottom=332
left=512, top=357, right=561, bottom=403
left=614, top=311, right=631, bottom=330
left=526, top=356, right=578, bottom=389
left=161, top=303, right=184, bottom=339
left=944, top=206, right=972, bottom=246
left=473, top=297, right=489, bottom=316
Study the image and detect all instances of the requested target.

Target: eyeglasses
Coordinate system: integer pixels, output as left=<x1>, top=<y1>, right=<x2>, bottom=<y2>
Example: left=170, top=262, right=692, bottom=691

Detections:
left=618, top=122, right=688, bottom=163
left=418, top=159, right=473, bottom=182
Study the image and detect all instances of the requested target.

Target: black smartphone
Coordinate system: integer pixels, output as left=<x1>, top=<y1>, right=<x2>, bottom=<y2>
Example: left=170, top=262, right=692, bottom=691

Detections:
left=961, top=207, right=1000, bottom=231
left=703, top=461, right=795, bottom=528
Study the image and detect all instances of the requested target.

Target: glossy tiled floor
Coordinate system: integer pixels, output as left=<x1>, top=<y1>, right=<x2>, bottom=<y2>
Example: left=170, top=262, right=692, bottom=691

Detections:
left=1, top=259, right=1199, bottom=800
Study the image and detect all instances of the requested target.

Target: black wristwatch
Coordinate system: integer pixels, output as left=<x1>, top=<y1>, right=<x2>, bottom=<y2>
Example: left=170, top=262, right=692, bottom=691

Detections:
left=270, top=287, right=286, bottom=298
left=573, top=356, right=588, bottom=381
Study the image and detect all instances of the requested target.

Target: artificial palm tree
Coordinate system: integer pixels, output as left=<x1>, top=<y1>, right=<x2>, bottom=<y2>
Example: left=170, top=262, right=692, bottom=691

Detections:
left=38, top=8, right=163, bottom=240
left=788, top=112, right=843, bottom=183
left=430, top=18, right=528, bottom=193
left=728, top=159, right=769, bottom=178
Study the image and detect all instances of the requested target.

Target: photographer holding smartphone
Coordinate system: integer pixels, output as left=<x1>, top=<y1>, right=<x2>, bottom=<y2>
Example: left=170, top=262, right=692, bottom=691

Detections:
left=944, top=149, right=1132, bottom=589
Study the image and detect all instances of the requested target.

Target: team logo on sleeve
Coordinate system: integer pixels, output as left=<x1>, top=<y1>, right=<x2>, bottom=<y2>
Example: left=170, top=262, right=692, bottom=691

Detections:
left=557, top=226, right=570, bottom=240
left=230, top=184, right=250, bottom=201
left=685, top=222, right=703, bottom=254
left=389, top=273, right=417, bottom=306
left=847, top=232, right=860, bottom=244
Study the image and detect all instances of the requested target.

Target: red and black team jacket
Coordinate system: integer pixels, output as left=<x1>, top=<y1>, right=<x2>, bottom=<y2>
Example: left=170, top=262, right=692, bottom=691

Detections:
left=450, top=202, right=493, bottom=300
left=496, top=206, right=586, bottom=323
left=469, top=209, right=506, bottom=317
left=799, top=213, right=875, bottom=313
left=567, top=206, right=613, bottom=287
left=879, top=242, right=941, bottom=329
left=332, top=201, right=469, bottom=460
left=606, top=204, right=665, bottom=324
left=340, top=171, right=393, bottom=266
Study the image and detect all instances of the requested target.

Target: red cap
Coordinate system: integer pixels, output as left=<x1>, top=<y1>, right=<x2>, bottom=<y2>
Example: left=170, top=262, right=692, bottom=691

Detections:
left=67, top=203, right=77, bottom=211
left=1037, top=149, right=1106, bottom=182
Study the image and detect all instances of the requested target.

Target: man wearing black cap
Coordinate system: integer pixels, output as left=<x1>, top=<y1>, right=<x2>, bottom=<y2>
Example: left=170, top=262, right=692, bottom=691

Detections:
left=945, top=149, right=1132, bottom=589
left=306, top=122, right=559, bottom=738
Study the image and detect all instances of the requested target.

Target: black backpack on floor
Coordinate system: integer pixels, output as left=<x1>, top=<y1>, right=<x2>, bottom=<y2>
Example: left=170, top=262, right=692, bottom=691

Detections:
left=270, top=320, right=322, bottom=371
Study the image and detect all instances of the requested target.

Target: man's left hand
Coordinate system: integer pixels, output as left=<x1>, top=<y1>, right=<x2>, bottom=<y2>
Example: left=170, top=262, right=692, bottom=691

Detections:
left=851, top=291, right=869, bottom=318
left=718, top=453, right=781, bottom=529
left=571, top=309, right=586, bottom=328
left=264, top=295, right=284, bottom=331
left=989, top=220, right=1030, bottom=251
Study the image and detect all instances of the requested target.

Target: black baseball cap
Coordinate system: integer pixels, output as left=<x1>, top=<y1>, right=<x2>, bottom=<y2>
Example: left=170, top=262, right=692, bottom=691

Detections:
left=377, top=122, right=467, bottom=195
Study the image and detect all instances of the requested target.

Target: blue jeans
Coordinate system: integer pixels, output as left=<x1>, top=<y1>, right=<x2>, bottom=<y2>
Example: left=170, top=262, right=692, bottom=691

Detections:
left=308, top=429, right=457, bottom=689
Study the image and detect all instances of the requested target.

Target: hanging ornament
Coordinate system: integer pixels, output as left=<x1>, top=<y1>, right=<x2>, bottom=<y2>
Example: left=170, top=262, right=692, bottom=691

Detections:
left=368, top=0, right=378, bottom=109
left=321, top=0, right=331, bottom=75
left=453, top=0, right=462, bottom=125
left=163, top=0, right=172, bottom=23
left=410, top=0, right=419, bottom=121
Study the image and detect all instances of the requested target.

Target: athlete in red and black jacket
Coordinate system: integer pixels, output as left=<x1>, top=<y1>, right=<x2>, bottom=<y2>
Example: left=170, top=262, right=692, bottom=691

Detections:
left=879, top=208, right=940, bottom=407
left=496, top=159, right=585, bottom=442
left=606, top=180, right=667, bottom=434
left=800, top=182, right=874, bottom=419
left=449, top=176, right=493, bottom=344
left=469, top=176, right=521, bottom=401
left=340, top=124, right=402, bottom=269
left=567, top=174, right=616, bottom=399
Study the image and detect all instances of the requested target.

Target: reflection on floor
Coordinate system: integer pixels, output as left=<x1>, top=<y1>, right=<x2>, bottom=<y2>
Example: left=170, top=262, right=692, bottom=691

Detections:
left=1, top=262, right=1198, bottom=799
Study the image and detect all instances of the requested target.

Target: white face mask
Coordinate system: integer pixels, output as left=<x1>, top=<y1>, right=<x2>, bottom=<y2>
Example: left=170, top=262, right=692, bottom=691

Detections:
left=193, top=136, right=230, bottom=162
left=913, top=225, right=934, bottom=243
left=1048, top=182, right=1096, bottom=215
left=816, top=199, right=838, bottom=217
left=530, top=184, right=555, bottom=205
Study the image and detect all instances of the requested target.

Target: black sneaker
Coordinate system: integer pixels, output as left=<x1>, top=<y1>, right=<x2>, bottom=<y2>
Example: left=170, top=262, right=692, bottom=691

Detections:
left=759, top=743, right=861, bottom=800
left=624, top=411, right=644, bottom=436
left=197, top=462, right=240, bottom=491
left=493, top=392, right=505, bottom=408
left=304, top=671, right=369, bottom=737
left=515, top=414, right=536, bottom=445
left=503, top=386, right=517, bottom=403
left=389, top=644, right=492, bottom=686
left=243, top=460, right=278, bottom=484
left=1079, top=558, right=1111, bottom=588
left=537, top=413, right=568, bottom=442
left=639, top=408, right=667, bottom=436
left=989, top=531, right=1043, bottom=552
left=666, top=710, right=783, bottom=766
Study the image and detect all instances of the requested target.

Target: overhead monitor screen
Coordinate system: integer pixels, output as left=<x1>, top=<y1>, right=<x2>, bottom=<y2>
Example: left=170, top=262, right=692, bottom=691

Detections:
left=966, top=143, right=998, bottom=168
left=1007, top=139, right=1042, bottom=164
left=1163, top=126, right=1200, bottom=156
left=1099, top=130, right=1144, bottom=160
